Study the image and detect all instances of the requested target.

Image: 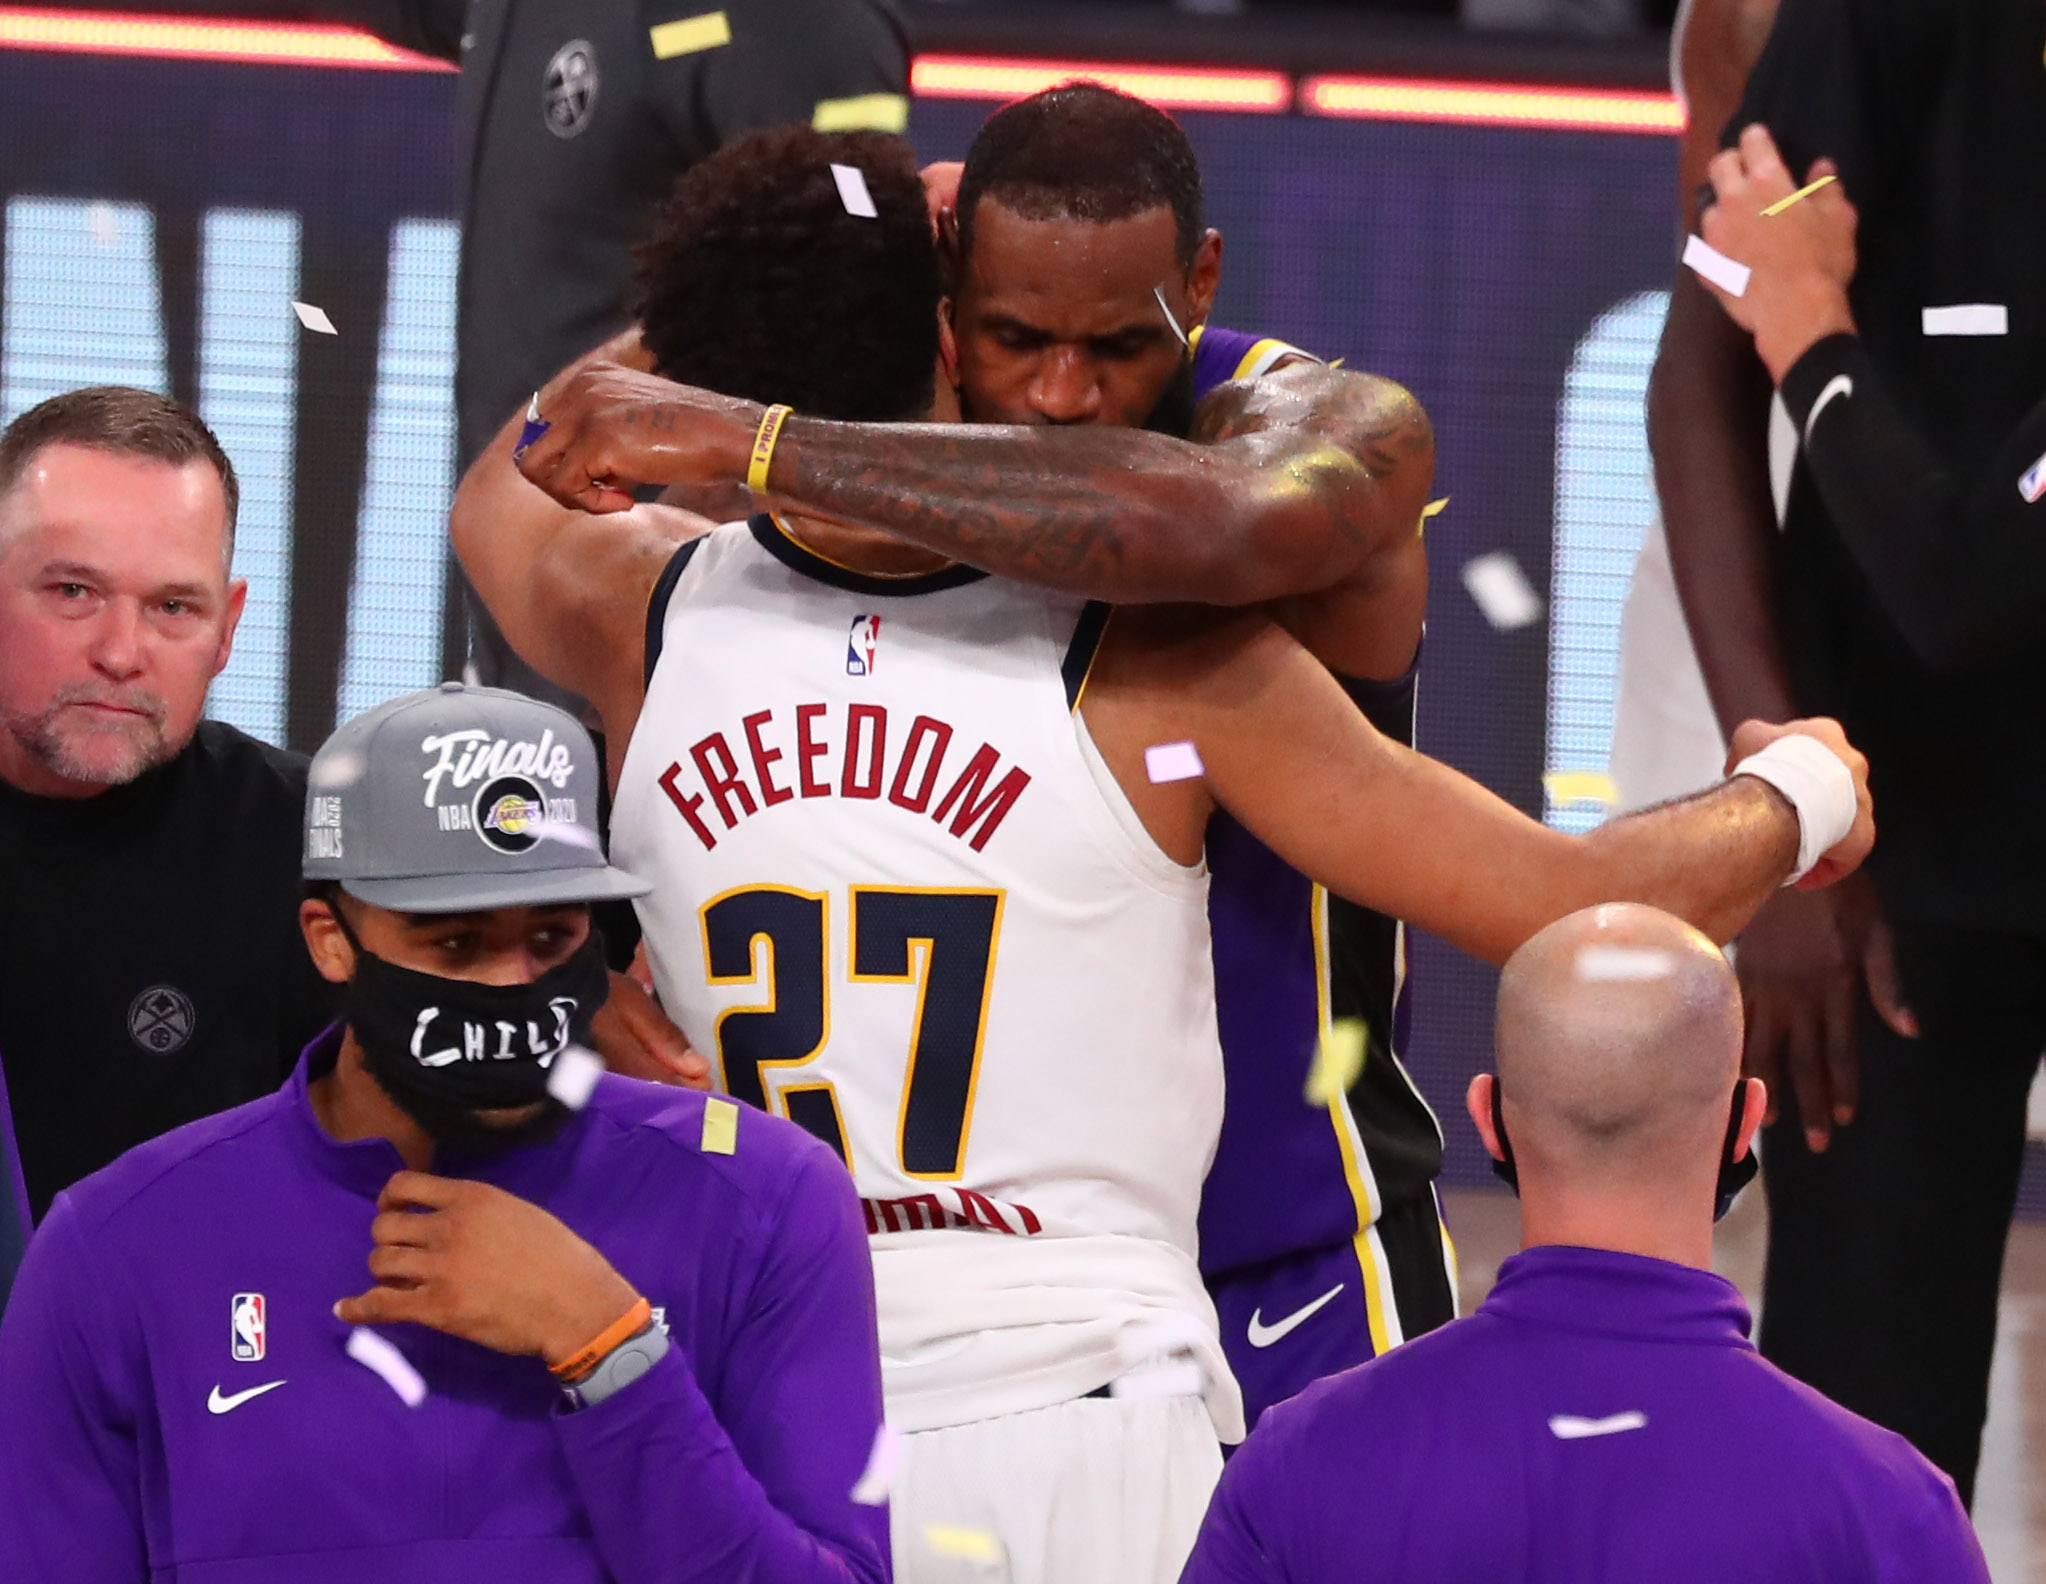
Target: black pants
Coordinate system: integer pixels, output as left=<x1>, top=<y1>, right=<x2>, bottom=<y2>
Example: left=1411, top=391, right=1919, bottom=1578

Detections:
left=1758, top=923, right=2046, bottom=1507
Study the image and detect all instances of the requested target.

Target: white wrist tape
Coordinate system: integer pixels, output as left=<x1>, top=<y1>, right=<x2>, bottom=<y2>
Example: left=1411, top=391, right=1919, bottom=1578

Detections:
left=1731, top=734, right=1858, bottom=883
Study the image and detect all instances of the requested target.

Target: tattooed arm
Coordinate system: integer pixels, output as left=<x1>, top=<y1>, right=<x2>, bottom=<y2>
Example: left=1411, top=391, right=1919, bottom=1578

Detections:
left=515, top=357, right=1434, bottom=609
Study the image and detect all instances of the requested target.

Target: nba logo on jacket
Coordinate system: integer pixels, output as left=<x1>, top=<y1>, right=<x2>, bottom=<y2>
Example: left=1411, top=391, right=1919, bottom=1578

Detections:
left=846, top=614, right=880, bottom=676
left=231, top=1293, right=266, bottom=1361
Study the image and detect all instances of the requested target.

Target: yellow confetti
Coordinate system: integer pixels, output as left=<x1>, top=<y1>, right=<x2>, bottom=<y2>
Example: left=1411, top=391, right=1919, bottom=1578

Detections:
left=1326, top=356, right=1347, bottom=370
left=1304, top=1018, right=1367, bottom=1107
left=701, top=1097, right=739, bottom=1155
left=649, top=10, right=730, bottom=58
left=924, top=1526, right=1004, bottom=1566
left=1543, top=770, right=1619, bottom=807
left=813, top=92, right=910, bottom=133
left=1761, top=173, right=1837, bottom=217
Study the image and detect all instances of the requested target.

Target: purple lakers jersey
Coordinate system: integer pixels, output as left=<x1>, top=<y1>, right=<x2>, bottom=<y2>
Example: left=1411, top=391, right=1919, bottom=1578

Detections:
left=1187, top=326, right=1450, bottom=1352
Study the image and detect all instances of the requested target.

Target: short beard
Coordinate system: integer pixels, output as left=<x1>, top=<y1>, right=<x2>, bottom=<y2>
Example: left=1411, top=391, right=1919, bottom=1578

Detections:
left=3, top=684, right=175, bottom=788
left=357, top=1035, right=572, bottom=1159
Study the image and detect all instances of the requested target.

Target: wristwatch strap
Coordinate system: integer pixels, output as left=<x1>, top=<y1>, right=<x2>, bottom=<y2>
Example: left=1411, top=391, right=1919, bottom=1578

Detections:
left=562, top=1317, right=671, bottom=1411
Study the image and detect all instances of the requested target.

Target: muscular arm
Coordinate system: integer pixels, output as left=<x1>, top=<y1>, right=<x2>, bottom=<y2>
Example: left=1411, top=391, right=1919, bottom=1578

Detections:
left=1083, top=609, right=1862, bottom=967
left=1647, top=0, right=1795, bottom=731
left=449, top=334, right=712, bottom=744
left=518, top=359, right=1435, bottom=610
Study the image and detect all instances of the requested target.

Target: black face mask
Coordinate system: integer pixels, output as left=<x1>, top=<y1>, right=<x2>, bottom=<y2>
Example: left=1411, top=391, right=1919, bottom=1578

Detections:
left=1488, top=1080, right=1759, bottom=1223
left=336, top=913, right=610, bottom=1119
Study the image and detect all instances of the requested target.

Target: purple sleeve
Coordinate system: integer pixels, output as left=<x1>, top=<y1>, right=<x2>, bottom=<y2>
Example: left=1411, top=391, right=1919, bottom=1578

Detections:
left=554, top=1143, right=889, bottom=1584
left=1873, top=1462, right=1993, bottom=1584
left=1177, top=1435, right=1291, bottom=1584
left=0, top=1196, right=150, bottom=1583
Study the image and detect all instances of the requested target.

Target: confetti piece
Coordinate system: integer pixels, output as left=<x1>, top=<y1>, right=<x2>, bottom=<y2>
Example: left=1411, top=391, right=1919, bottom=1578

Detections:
left=1574, top=946, right=1674, bottom=983
left=292, top=301, right=337, bottom=335
left=531, top=816, right=602, bottom=853
left=2019, top=450, right=2046, bottom=505
left=346, top=1327, right=427, bottom=1407
left=1921, top=303, right=2007, bottom=337
left=1760, top=172, right=1836, bottom=217
left=1681, top=234, right=1750, bottom=298
left=1326, top=356, right=1347, bottom=370
left=648, top=10, right=730, bottom=58
left=1549, top=1410, right=1648, bottom=1440
left=1144, top=740, right=1204, bottom=784
left=1543, top=770, right=1618, bottom=807
left=1421, top=497, right=1450, bottom=520
left=1461, top=552, right=1543, bottom=630
left=1304, top=1017, right=1367, bottom=1106
left=546, top=1045, right=605, bottom=1110
left=1152, top=285, right=1190, bottom=349
left=87, top=201, right=119, bottom=246
left=831, top=163, right=878, bottom=219
left=701, top=1096, right=739, bottom=1155
left=812, top=92, right=909, bottom=133
left=849, top=1423, right=900, bottom=1505
left=924, top=1526, right=1006, bottom=1566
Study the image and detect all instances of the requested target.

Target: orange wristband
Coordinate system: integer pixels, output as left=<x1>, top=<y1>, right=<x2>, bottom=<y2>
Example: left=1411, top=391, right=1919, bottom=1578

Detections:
left=747, top=404, right=793, bottom=495
left=550, top=1296, right=652, bottom=1381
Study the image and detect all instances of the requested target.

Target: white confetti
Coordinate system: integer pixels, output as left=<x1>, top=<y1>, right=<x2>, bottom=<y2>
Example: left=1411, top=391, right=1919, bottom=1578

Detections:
left=292, top=301, right=337, bottom=334
left=1574, top=946, right=1674, bottom=983
left=346, top=1326, right=427, bottom=1407
left=1144, top=740, right=1204, bottom=784
left=545, top=1045, right=605, bottom=1110
left=1921, top=303, right=2006, bottom=338
left=1682, top=234, right=1750, bottom=298
left=87, top=201, right=120, bottom=247
left=531, top=816, right=603, bottom=853
left=1461, top=552, right=1543, bottom=630
left=830, top=163, right=878, bottom=219
left=849, top=1422, right=900, bottom=1505
left=1549, top=1410, right=1648, bottom=1440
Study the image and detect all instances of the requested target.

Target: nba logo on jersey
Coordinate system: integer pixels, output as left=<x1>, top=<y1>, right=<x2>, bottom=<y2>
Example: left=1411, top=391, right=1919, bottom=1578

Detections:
left=846, top=614, right=881, bottom=676
left=231, top=1293, right=266, bottom=1361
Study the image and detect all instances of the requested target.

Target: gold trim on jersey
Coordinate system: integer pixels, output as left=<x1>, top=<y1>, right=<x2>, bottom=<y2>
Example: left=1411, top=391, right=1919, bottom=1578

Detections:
left=698, top=881, right=834, bottom=1103
left=850, top=885, right=1008, bottom=1183
left=777, top=1082, right=857, bottom=1173
left=1311, top=881, right=1402, bottom=1356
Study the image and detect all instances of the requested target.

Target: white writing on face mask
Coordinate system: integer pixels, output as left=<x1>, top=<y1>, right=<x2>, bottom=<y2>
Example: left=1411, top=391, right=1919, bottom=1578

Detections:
left=410, top=997, right=578, bottom=1069
left=418, top=728, right=575, bottom=807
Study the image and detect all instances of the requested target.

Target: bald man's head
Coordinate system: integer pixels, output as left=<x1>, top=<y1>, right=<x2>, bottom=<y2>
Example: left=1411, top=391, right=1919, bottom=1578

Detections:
left=1492, top=904, right=1744, bottom=1189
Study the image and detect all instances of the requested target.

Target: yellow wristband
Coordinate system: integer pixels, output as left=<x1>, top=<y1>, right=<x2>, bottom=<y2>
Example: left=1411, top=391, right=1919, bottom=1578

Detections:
left=550, top=1296, right=652, bottom=1381
left=747, top=404, right=793, bottom=495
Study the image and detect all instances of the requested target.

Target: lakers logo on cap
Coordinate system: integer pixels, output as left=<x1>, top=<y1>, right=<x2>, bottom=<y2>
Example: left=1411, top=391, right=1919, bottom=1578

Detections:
left=473, top=775, right=547, bottom=854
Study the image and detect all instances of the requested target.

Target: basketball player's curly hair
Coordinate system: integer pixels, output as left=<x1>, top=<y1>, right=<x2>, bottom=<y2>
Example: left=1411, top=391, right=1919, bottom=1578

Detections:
left=635, top=127, right=939, bottom=423
left=957, top=84, right=1205, bottom=271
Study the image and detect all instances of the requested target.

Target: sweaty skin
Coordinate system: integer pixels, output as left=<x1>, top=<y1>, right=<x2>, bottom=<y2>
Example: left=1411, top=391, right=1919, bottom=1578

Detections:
left=455, top=377, right=1875, bottom=973
left=512, top=202, right=1434, bottom=681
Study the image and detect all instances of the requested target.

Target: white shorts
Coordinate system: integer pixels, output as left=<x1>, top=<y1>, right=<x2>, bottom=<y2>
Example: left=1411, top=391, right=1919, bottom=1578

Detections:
left=890, top=1393, right=1222, bottom=1584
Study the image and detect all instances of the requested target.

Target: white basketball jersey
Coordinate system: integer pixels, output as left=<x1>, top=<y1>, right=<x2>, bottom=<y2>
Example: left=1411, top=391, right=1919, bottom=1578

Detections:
left=611, top=518, right=1239, bottom=1437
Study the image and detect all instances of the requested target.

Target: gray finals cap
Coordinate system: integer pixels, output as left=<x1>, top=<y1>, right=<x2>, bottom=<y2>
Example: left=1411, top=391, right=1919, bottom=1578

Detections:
left=303, top=682, right=651, bottom=913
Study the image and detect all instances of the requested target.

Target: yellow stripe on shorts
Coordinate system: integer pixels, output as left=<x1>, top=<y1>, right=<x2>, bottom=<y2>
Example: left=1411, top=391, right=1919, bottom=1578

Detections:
left=650, top=11, right=731, bottom=58
left=813, top=92, right=910, bottom=133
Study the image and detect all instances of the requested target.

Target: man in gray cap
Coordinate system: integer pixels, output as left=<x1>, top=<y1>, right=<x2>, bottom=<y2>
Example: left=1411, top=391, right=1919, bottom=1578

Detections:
left=0, top=683, right=890, bottom=1584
